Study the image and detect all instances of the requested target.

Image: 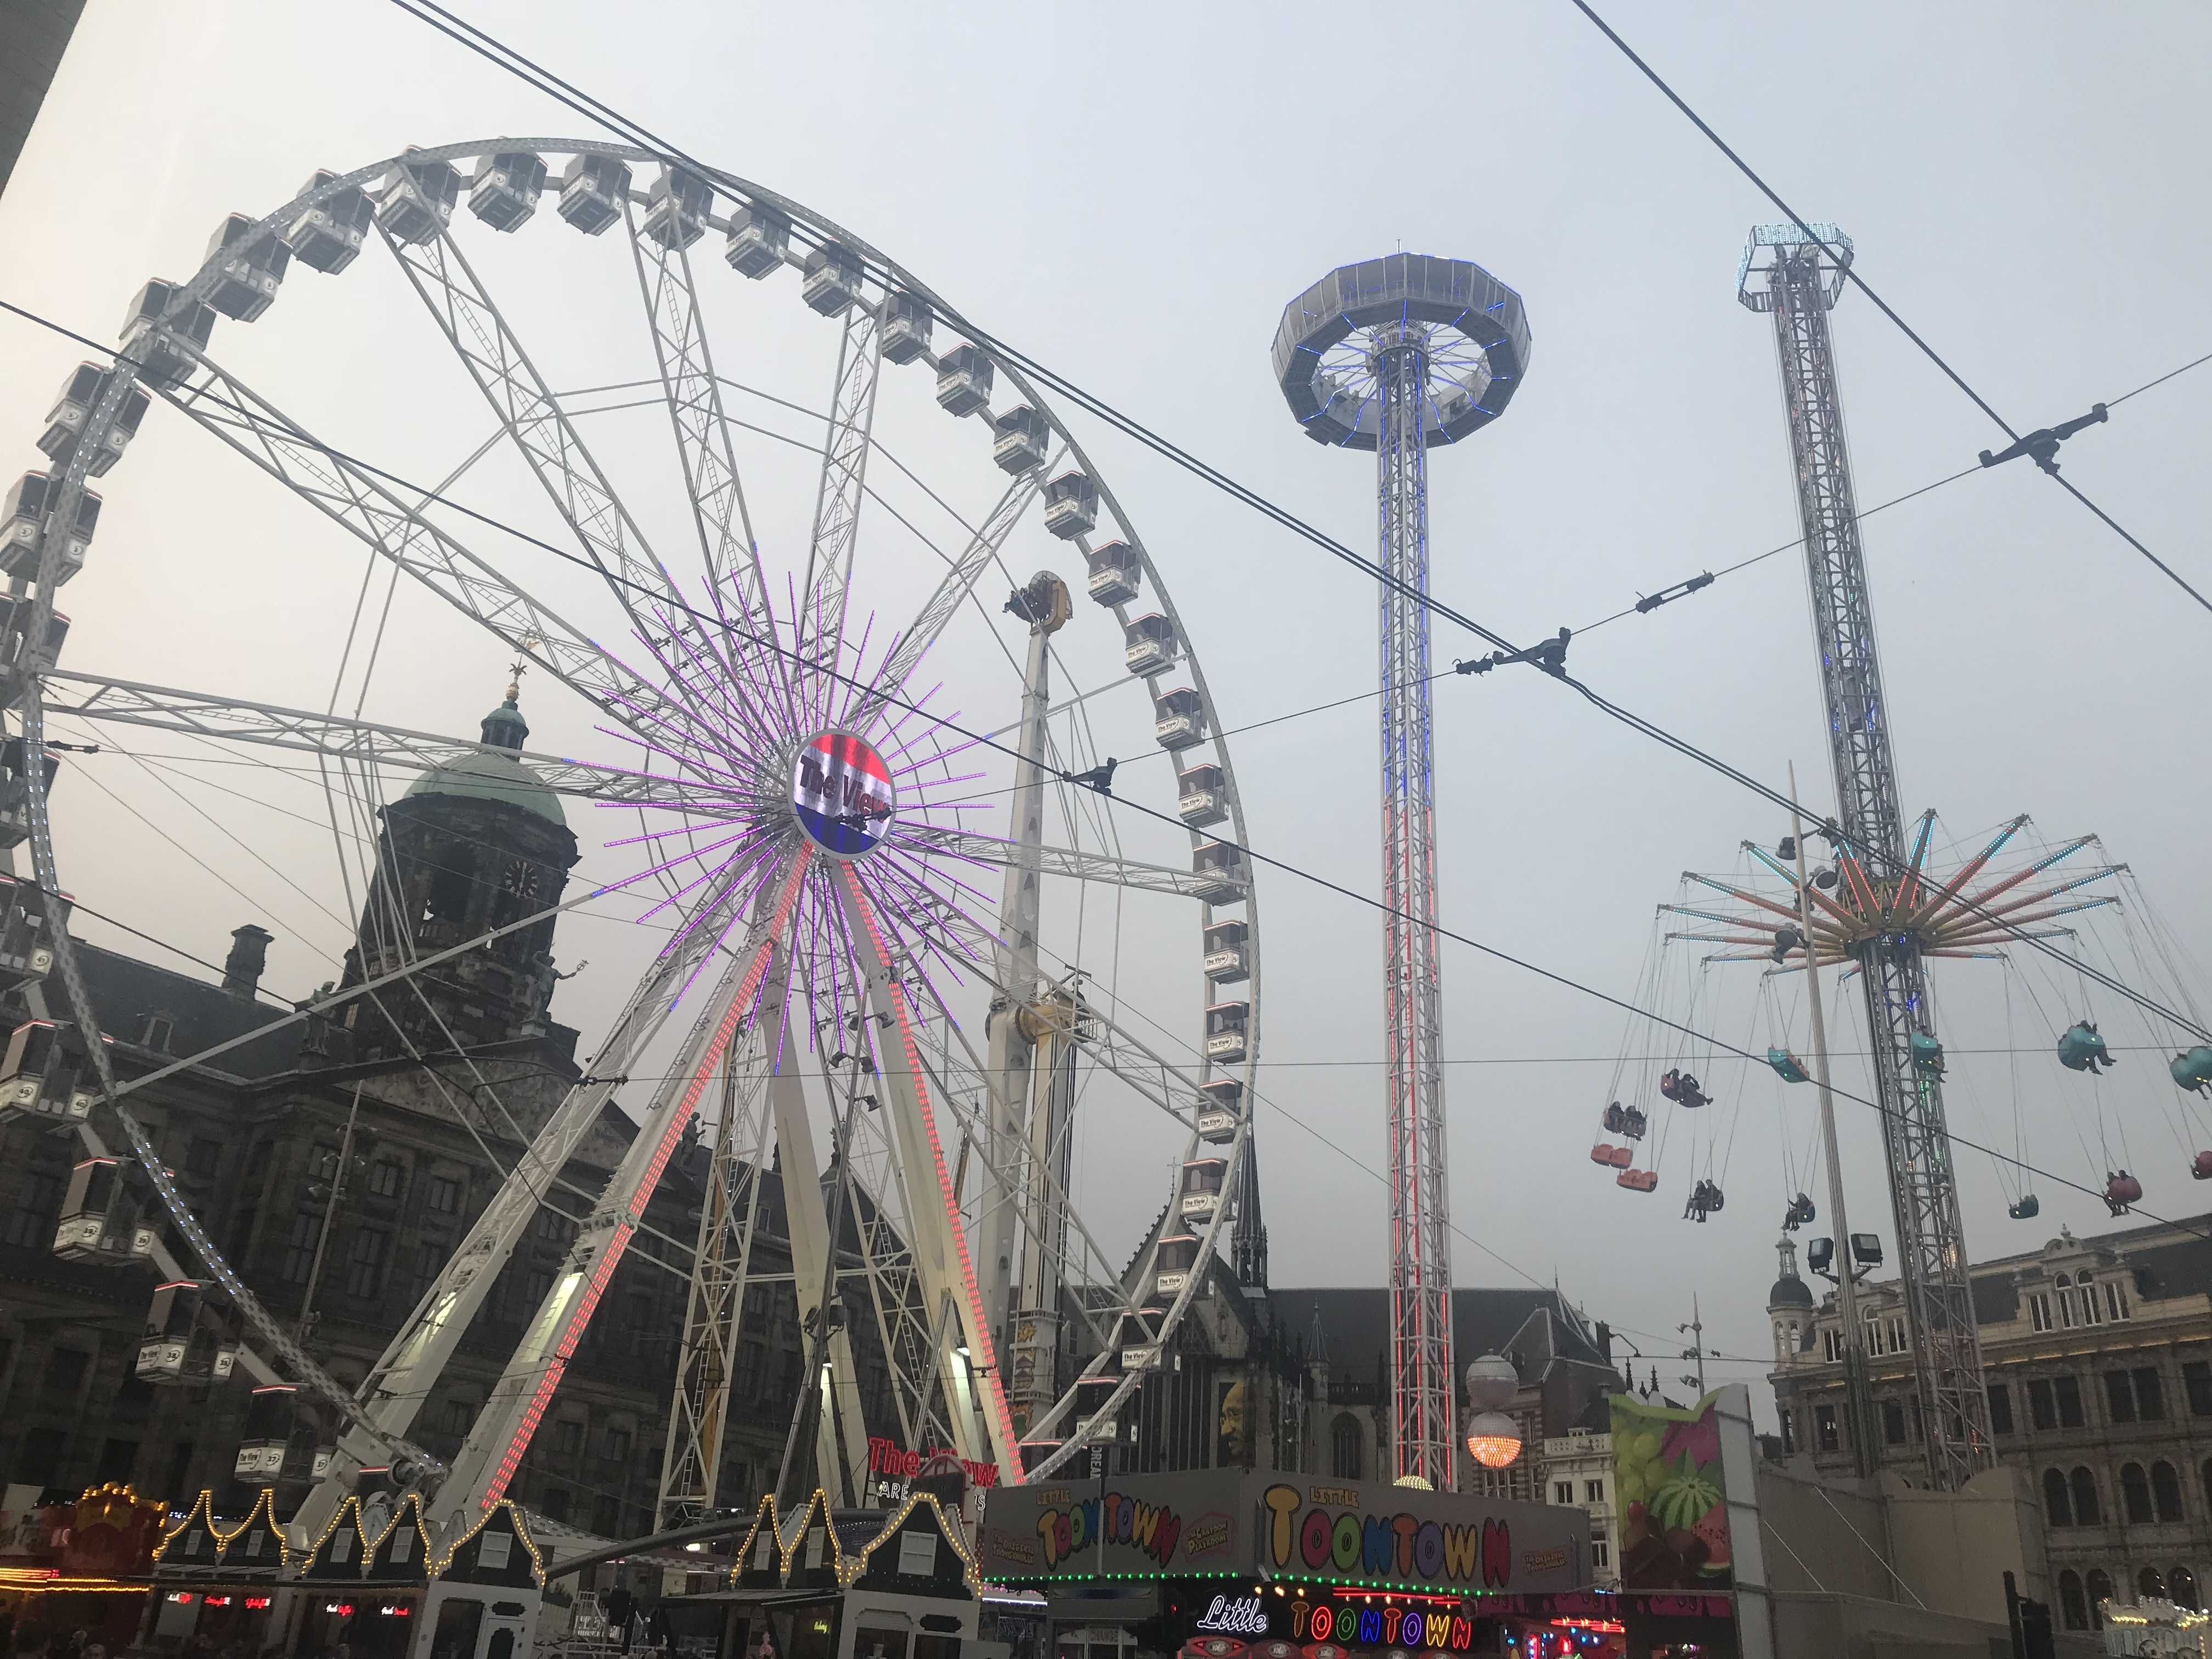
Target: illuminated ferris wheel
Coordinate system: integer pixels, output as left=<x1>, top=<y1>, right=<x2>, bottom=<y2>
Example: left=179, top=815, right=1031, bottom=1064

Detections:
left=7, top=139, right=1264, bottom=1540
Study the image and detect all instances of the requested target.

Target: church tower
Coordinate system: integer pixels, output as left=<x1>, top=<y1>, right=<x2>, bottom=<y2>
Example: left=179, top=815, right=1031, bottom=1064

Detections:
left=1768, top=1236, right=1816, bottom=1365
left=338, top=676, right=580, bottom=1061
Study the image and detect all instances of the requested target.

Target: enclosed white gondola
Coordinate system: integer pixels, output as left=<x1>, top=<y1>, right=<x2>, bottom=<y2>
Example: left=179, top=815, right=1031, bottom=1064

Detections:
left=40, top=365, right=148, bottom=477
left=1, top=473, right=98, bottom=585
left=119, top=279, right=216, bottom=391
left=642, top=166, right=712, bottom=250
left=935, top=342, right=994, bottom=416
left=1085, top=540, right=1139, bottom=607
left=1195, top=1076, right=1244, bottom=1143
left=992, top=404, right=1049, bottom=475
left=1203, top=1000, right=1249, bottom=1062
left=0, top=736, right=61, bottom=853
left=1201, top=919, right=1249, bottom=986
left=0, top=594, right=68, bottom=678
left=137, top=1278, right=235, bottom=1384
left=724, top=201, right=789, bottom=276
left=0, top=874, right=58, bottom=996
left=556, top=153, right=630, bottom=236
left=202, top=215, right=292, bottom=322
left=1153, top=1233, right=1200, bottom=1295
left=1154, top=686, right=1207, bottom=750
left=54, top=1156, right=155, bottom=1266
left=234, top=1384, right=298, bottom=1480
left=1124, top=613, right=1177, bottom=676
left=468, top=151, right=548, bottom=233
left=0, top=1018, right=87, bottom=1126
left=374, top=149, right=461, bottom=246
left=801, top=239, right=865, bottom=315
left=1178, top=1156, right=1228, bottom=1224
left=879, top=290, right=933, bottom=363
left=1176, top=763, right=1226, bottom=828
left=1042, top=470, right=1098, bottom=540
left=285, top=171, right=374, bottom=273
left=1192, top=841, right=1246, bottom=905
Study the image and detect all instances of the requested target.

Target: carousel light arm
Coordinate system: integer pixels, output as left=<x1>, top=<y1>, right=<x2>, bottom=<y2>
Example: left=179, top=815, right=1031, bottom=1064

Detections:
left=1742, top=842, right=1859, bottom=930
left=1919, top=839, right=2103, bottom=932
left=1892, top=809, right=1938, bottom=917
left=1897, top=814, right=2032, bottom=928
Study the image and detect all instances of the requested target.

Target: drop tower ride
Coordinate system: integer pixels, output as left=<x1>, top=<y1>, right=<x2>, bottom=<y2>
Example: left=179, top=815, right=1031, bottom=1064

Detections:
left=1272, top=256, right=1531, bottom=1486
left=1740, top=223, right=1991, bottom=1488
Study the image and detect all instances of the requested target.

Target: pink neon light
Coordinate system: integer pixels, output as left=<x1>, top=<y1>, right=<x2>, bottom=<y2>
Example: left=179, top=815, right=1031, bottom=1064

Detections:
left=483, top=849, right=814, bottom=1506
left=837, top=864, right=1021, bottom=1481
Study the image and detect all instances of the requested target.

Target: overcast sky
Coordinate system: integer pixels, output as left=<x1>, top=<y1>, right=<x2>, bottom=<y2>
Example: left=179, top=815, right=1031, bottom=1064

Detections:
left=3, top=0, right=2210, bottom=1418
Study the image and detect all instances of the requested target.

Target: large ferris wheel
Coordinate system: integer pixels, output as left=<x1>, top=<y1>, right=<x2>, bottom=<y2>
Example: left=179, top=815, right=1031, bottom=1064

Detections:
left=9, top=140, right=1266, bottom=1542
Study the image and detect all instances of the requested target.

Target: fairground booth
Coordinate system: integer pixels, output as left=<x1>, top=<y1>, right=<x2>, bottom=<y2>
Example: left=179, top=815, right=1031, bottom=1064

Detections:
left=653, top=1490, right=986, bottom=1659
left=973, top=1470, right=1652, bottom=1659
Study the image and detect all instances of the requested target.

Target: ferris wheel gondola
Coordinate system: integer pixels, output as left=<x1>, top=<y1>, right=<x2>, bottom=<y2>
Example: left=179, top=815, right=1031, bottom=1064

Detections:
left=9, top=139, right=1266, bottom=1543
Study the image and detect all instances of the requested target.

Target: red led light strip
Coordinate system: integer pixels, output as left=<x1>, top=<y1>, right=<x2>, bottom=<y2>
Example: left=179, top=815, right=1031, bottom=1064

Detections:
left=837, top=863, right=1021, bottom=1479
left=483, top=849, right=812, bottom=1505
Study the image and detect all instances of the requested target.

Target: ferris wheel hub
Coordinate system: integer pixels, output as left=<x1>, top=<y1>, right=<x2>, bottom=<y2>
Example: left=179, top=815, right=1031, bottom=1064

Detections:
left=789, top=730, right=897, bottom=857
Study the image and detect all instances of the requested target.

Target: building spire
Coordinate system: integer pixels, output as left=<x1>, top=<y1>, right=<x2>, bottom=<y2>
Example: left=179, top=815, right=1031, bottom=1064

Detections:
left=481, top=663, right=529, bottom=752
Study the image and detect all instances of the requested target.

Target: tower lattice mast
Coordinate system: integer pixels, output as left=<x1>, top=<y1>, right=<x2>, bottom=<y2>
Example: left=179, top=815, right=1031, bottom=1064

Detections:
left=1741, top=223, right=1991, bottom=1489
left=1272, top=256, right=1532, bottom=1487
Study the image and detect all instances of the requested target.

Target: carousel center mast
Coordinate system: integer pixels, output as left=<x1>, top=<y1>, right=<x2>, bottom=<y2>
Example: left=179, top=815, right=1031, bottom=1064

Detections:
left=1739, top=223, right=1992, bottom=1489
left=1272, top=255, right=1531, bottom=1487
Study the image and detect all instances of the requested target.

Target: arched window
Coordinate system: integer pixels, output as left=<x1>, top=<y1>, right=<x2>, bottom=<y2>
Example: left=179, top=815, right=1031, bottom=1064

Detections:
left=2087, top=1569, right=2115, bottom=1627
left=1330, top=1412, right=1362, bottom=1481
left=2073, top=1466, right=2103, bottom=1525
left=2044, top=1468, right=2073, bottom=1527
left=2059, top=1571, right=2089, bottom=1630
left=2172, top=1566, right=2199, bottom=1610
left=2151, top=1460, right=2184, bottom=1522
left=2122, top=1462, right=2154, bottom=1524
left=2140, top=1567, right=2168, bottom=1602
left=2079, top=1575, right=2114, bottom=1628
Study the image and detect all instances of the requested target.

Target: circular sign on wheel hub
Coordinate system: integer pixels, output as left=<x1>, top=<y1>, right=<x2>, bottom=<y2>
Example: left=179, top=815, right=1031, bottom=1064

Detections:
left=791, top=731, right=898, bottom=857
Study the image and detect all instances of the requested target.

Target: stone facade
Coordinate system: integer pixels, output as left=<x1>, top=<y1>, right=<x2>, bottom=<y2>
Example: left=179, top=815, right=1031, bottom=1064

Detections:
left=1766, top=1212, right=2212, bottom=1633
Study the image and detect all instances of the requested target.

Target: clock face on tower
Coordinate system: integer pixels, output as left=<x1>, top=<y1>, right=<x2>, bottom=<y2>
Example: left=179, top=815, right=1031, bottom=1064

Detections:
left=500, top=860, right=541, bottom=899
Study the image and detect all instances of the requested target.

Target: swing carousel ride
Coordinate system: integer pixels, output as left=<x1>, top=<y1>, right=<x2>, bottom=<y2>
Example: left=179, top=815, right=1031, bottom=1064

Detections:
left=1589, top=809, right=2212, bottom=1240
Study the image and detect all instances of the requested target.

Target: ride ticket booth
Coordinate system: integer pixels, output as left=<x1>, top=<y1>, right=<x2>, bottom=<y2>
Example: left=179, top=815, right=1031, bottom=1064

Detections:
left=975, top=1470, right=1616, bottom=1659
left=662, top=1491, right=981, bottom=1659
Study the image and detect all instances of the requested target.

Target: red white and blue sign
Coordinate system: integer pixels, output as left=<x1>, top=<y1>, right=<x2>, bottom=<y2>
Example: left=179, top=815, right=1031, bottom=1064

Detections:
left=791, top=731, right=897, bottom=857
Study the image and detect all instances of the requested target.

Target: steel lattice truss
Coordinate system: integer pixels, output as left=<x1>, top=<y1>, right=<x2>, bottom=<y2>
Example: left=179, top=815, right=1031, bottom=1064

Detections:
left=1742, top=224, right=1991, bottom=1489
left=10, top=139, right=1267, bottom=1548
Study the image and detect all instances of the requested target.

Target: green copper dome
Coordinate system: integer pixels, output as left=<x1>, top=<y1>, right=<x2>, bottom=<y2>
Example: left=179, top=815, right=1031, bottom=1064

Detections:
left=402, top=691, right=567, bottom=827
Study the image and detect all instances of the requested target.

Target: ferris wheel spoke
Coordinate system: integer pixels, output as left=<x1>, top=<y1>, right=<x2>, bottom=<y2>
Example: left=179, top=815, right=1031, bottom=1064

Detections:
left=847, top=460, right=1052, bottom=736
left=149, top=356, right=721, bottom=768
left=623, top=205, right=777, bottom=640
left=377, top=215, right=748, bottom=743
left=896, top=824, right=1244, bottom=902
left=795, top=306, right=885, bottom=729
left=42, top=671, right=758, bottom=816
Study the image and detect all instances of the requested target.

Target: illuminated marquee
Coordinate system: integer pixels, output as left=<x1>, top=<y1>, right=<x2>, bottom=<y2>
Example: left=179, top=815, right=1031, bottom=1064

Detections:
left=1262, top=1483, right=1515, bottom=1589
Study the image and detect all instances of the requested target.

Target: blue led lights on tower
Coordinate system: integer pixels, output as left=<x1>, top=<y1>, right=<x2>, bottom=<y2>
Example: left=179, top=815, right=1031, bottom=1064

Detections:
left=1271, top=256, right=1531, bottom=1488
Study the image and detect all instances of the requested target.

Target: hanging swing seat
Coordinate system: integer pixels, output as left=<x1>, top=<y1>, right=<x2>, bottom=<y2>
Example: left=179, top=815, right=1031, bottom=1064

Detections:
left=2170, top=1046, right=2212, bottom=1096
left=1909, top=1032, right=1946, bottom=1077
left=2057, top=1022, right=2115, bottom=1074
left=1767, top=1047, right=1811, bottom=1084
left=1616, top=1168, right=1658, bottom=1193
left=2008, top=1194, right=2041, bottom=1219
left=2192, top=1151, right=2212, bottom=1182
left=1782, top=1192, right=1816, bottom=1230
left=1660, top=1068, right=1711, bottom=1109
left=2103, top=1170, right=2142, bottom=1215
left=1590, top=1142, right=1632, bottom=1169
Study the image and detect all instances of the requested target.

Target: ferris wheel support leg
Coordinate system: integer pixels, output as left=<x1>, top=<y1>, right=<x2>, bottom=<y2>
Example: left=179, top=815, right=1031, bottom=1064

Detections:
left=762, top=958, right=867, bottom=1508
left=835, top=864, right=1022, bottom=1483
left=417, top=851, right=812, bottom=1541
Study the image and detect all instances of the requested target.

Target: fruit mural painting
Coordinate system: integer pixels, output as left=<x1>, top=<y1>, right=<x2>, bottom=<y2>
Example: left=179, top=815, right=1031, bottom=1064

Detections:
left=1611, top=1391, right=1733, bottom=1590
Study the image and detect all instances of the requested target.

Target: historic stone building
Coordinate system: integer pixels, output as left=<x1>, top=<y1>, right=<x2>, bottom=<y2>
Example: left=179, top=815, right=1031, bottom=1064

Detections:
left=1765, top=1212, right=2212, bottom=1632
left=0, top=687, right=825, bottom=1534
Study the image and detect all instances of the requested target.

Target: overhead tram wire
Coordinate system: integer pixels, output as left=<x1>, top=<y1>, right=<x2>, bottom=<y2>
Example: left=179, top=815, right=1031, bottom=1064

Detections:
left=335, top=12, right=2212, bottom=1042
left=1562, top=0, right=2212, bottom=618
left=13, top=306, right=2204, bottom=1252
